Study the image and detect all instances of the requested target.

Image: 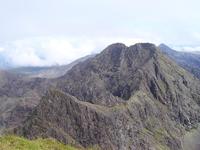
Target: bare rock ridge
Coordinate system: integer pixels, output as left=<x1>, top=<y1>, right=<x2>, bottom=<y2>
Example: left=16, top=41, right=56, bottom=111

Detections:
left=14, top=43, right=200, bottom=150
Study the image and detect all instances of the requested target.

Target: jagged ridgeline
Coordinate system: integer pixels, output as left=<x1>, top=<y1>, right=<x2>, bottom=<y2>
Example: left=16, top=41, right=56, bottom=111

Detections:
left=6, top=43, right=200, bottom=149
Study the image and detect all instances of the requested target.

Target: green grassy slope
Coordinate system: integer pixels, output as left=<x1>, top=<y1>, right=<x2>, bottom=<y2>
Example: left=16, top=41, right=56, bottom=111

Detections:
left=0, top=135, right=78, bottom=150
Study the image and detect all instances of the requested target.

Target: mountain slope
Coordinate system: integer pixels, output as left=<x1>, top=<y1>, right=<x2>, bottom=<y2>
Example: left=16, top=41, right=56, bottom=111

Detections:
left=0, top=54, right=95, bottom=133
left=159, top=44, right=200, bottom=79
left=14, top=43, right=200, bottom=150
left=0, top=70, right=51, bottom=134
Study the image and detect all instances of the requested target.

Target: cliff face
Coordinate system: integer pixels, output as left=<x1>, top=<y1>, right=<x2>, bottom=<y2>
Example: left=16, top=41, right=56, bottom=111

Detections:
left=15, top=43, right=200, bottom=150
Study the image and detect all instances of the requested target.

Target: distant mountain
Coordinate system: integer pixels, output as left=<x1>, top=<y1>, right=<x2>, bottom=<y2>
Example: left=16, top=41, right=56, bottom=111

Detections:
left=14, top=43, right=200, bottom=150
left=8, top=54, right=95, bottom=78
left=159, top=44, right=200, bottom=79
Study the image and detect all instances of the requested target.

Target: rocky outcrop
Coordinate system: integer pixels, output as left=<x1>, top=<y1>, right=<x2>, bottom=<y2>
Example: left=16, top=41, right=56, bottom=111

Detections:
left=15, top=43, right=200, bottom=150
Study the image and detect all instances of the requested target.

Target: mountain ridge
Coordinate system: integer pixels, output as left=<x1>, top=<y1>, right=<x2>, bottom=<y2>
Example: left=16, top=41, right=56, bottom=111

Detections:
left=13, top=43, right=200, bottom=150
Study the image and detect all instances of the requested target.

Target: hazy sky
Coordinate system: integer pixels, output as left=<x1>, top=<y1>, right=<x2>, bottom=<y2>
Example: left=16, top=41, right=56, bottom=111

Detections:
left=0, top=0, right=200, bottom=66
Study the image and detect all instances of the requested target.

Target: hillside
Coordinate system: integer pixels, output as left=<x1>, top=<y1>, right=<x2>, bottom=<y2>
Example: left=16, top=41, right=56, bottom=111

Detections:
left=15, top=43, right=200, bottom=150
left=0, top=54, right=95, bottom=134
left=0, top=70, right=51, bottom=134
left=159, top=44, right=200, bottom=79
left=0, top=135, right=77, bottom=150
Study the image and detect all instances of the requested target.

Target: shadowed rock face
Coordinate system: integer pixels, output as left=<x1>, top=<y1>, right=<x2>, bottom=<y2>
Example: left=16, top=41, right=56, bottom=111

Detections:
left=15, top=43, right=200, bottom=150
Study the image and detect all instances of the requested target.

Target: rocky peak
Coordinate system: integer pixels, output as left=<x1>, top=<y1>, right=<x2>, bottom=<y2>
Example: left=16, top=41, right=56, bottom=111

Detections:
left=103, top=43, right=126, bottom=53
left=57, top=43, right=161, bottom=106
left=99, top=43, right=158, bottom=65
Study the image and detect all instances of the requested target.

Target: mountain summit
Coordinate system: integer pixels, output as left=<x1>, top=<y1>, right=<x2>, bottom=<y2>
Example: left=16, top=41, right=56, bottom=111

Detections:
left=14, top=43, right=200, bottom=150
left=57, top=43, right=160, bottom=106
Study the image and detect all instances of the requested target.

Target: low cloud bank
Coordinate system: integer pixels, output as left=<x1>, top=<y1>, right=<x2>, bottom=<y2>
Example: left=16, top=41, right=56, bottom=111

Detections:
left=0, top=36, right=148, bottom=67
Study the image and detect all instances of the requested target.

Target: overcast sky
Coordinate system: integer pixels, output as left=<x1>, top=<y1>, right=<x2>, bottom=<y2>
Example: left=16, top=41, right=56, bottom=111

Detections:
left=0, top=0, right=200, bottom=67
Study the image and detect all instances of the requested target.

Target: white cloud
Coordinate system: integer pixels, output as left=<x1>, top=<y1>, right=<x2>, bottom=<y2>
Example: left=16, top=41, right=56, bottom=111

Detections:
left=173, top=46, right=200, bottom=52
left=0, top=36, right=155, bottom=67
left=0, top=47, right=5, bottom=52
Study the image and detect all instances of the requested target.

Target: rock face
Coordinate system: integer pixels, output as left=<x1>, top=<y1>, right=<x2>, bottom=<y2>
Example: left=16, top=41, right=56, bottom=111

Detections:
left=159, top=44, right=200, bottom=79
left=15, top=43, right=200, bottom=150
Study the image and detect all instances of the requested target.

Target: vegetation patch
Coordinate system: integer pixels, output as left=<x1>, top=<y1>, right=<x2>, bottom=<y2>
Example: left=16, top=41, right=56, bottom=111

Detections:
left=0, top=135, right=78, bottom=150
